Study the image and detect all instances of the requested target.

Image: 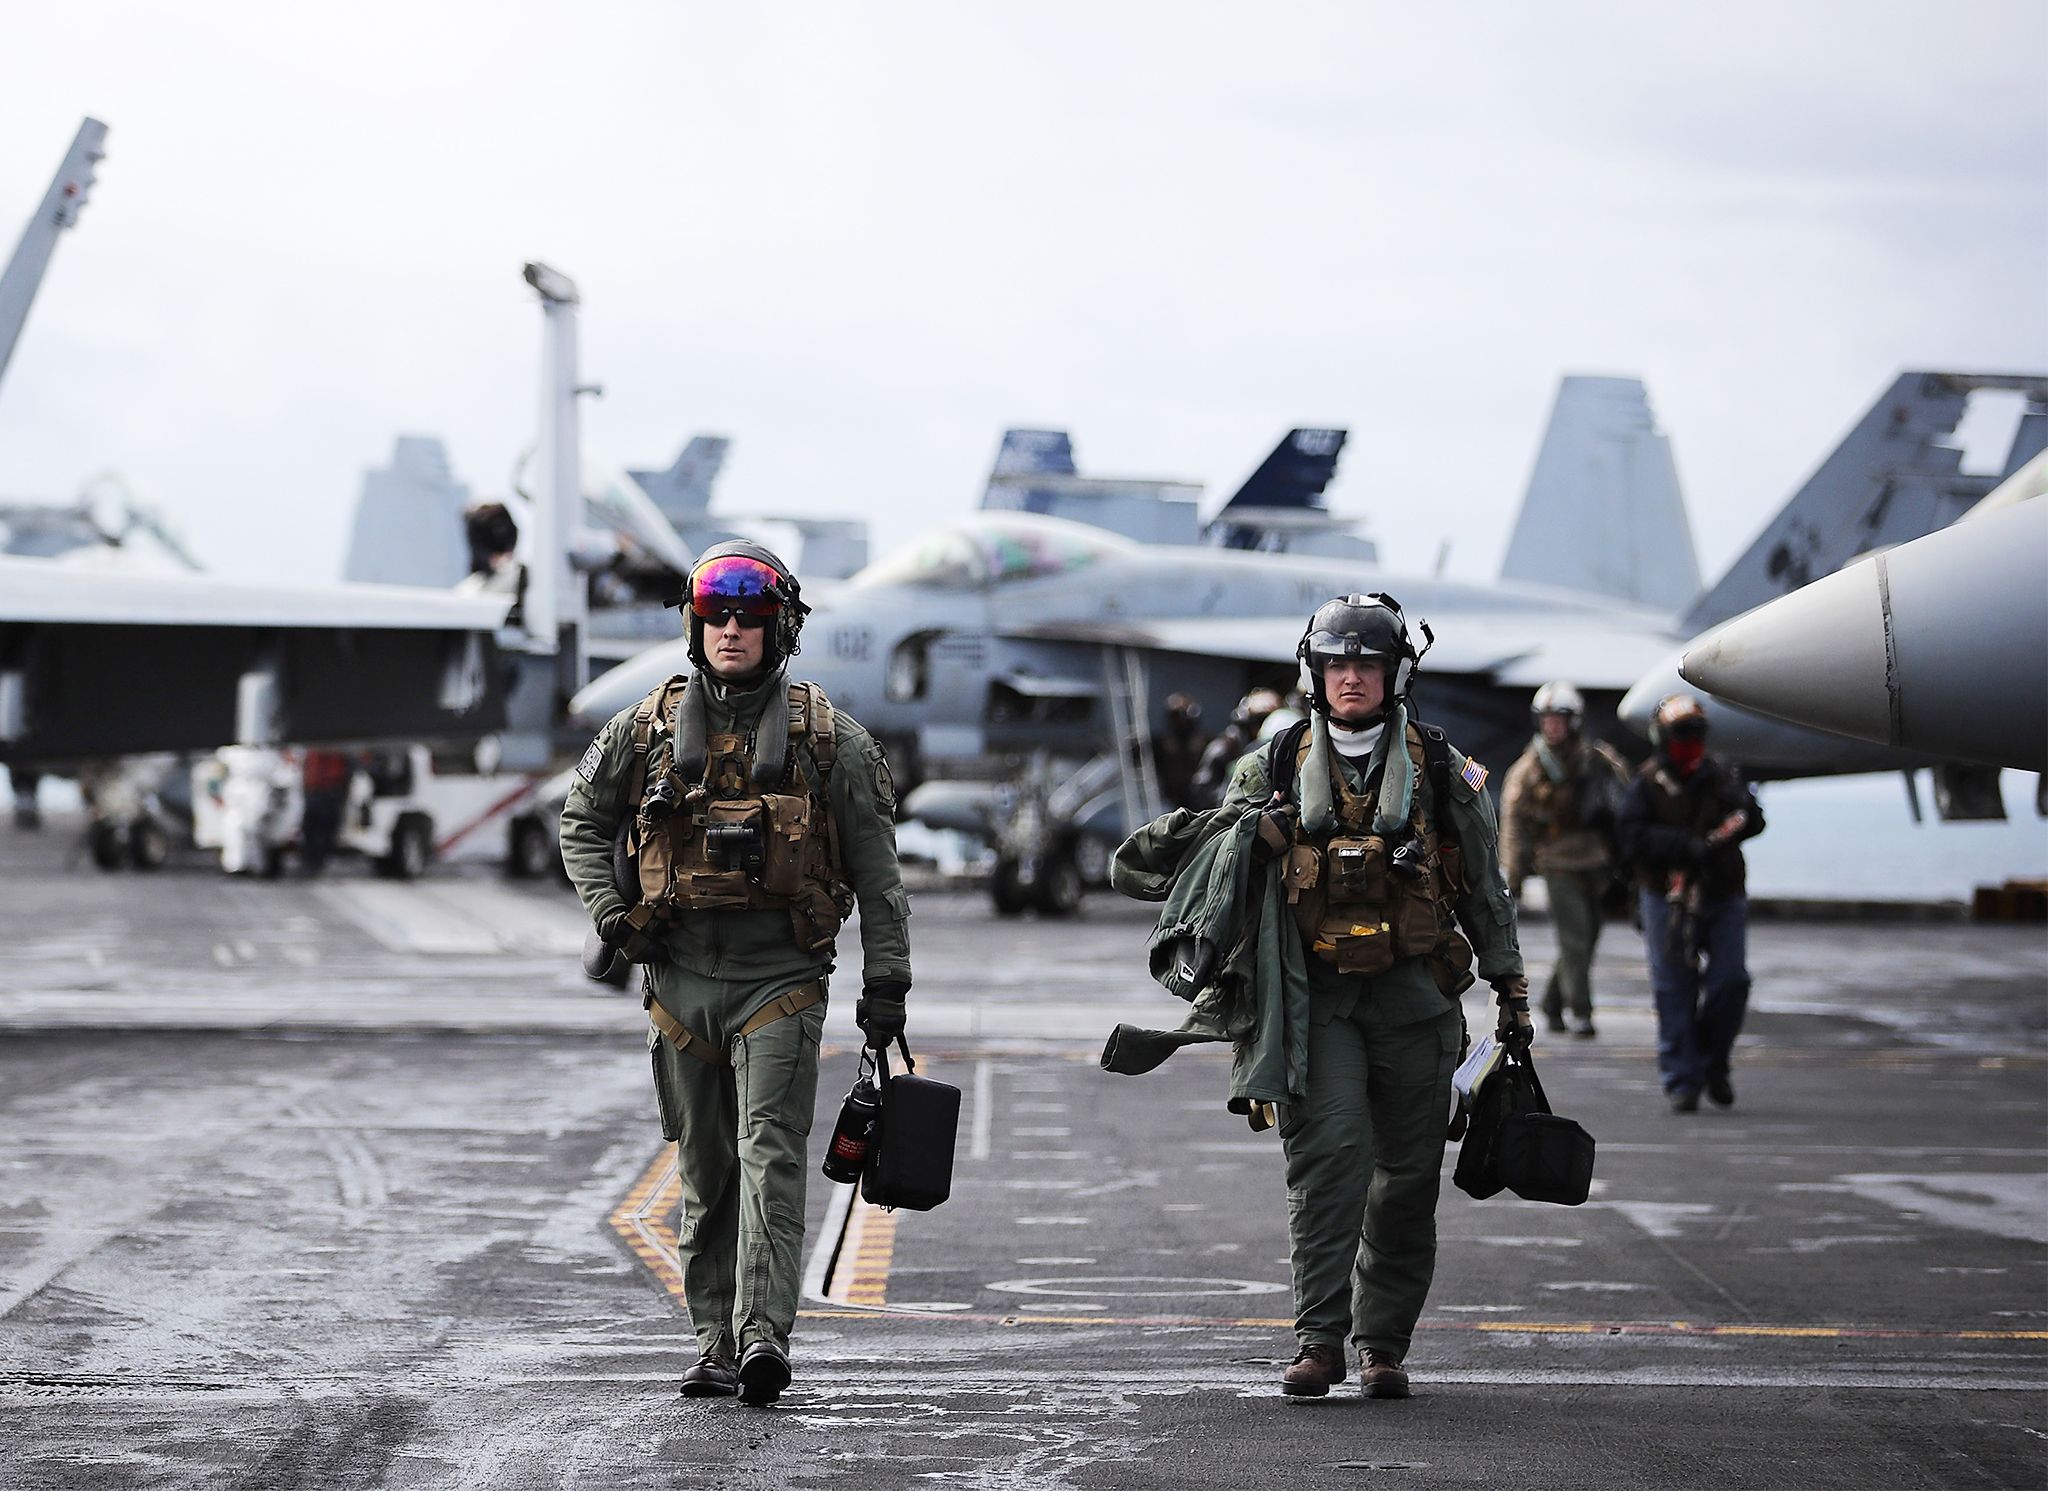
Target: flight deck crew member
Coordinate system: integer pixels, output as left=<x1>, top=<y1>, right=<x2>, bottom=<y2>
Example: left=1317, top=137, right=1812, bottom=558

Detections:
left=1220, top=594, right=1530, bottom=1400
left=1615, top=694, right=1764, bottom=1113
left=1499, top=681, right=1631, bottom=1037
left=559, top=541, right=912, bottom=1405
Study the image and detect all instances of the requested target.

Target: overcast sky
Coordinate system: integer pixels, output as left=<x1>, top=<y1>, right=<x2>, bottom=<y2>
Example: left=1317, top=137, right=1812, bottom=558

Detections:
left=1, top=1, right=2043, bottom=589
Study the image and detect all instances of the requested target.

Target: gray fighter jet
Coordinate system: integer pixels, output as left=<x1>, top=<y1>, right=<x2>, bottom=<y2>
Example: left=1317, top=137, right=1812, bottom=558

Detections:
left=1676, top=450, right=2047, bottom=773
left=576, top=373, right=2041, bottom=777
left=1619, top=371, right=2048, bottom=816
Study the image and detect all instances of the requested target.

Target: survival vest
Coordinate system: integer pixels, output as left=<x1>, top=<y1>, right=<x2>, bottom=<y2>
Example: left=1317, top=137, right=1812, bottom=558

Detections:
left=1262, top=719, right=1476, bottom=996
left=1519, top=739, right=1623, bottom=843
left=619, top=675, right=852, bottom=953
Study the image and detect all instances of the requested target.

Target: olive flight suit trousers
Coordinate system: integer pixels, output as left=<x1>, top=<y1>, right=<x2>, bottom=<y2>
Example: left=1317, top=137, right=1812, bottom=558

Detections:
left=1539, top=868, right=1608, bottom=1024
left=1280, top=994, right=1462, bottom=1361
left=648, top=963, right=827, bottom=1360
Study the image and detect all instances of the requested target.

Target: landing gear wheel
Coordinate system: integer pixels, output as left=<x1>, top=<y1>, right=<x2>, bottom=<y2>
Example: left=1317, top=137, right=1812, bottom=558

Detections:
left=128, top=816, right=170, bottom=871
left=1033, top=854, right=1083, bottom=917
left=88, top=822, right=125, bottom=872
left=507, top=817, right=552, bottom=879
left=990, top=856, right=1030, bottom=916
left=381, top=815, right=432, bottom=880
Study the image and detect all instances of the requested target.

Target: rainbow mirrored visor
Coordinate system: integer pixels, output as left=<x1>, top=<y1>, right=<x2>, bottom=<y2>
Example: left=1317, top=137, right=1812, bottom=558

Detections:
left=687, top=555, right=786, bottom=620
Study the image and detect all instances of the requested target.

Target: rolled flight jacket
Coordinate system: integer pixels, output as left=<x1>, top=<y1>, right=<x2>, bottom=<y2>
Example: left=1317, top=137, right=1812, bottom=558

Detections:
left=860, top=1036, right=960, bottom=1212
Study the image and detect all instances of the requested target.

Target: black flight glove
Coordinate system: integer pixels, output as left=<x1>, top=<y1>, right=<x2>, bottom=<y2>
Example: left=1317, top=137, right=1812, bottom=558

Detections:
left=1492, top=975, right=1534, bottom=1052
left=1251, top=796, right=1297, bottom=864
left=856, top=978, right=910, bottom=1051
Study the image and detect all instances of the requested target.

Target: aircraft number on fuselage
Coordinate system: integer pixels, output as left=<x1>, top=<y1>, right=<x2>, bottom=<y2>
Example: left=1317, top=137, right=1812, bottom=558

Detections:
left=829, top=626, right=873, bottom=662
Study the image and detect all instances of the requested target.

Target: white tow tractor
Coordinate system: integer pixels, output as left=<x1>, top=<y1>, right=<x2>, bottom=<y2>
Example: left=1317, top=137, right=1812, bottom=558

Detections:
left=338, top=743, right=557, bottom=880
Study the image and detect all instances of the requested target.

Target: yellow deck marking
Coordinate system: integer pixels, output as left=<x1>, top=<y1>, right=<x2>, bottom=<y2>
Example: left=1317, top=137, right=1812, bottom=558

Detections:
left=608, top=1144, right=686, bottom=1308
left=828, top=1200, right=899, bottom=1308
left=607, top=1144, right=2048, bottom=1345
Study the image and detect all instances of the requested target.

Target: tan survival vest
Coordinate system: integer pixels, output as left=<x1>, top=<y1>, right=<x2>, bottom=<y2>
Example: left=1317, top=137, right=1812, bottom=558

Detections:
left=1277, top=724, right=1475, bottom=995
left=620, top=675, right=851, bottom=954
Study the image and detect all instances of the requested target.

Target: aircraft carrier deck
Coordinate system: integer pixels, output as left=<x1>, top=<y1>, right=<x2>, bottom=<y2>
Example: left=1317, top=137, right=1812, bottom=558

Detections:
left=1, top=816, right=2043, bottom=1489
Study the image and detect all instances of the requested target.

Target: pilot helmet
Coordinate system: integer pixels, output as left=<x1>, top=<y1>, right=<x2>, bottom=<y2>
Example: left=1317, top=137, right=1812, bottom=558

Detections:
left=1233, top=688, right=1283, bottom=729
left=1648, top=693, right=1709, bottom=748
left=1296, top=592, right=1431, bottom=717
left=1530, top=680, right=1585, bottom=728
left=675, top=540, right=810, bottom=675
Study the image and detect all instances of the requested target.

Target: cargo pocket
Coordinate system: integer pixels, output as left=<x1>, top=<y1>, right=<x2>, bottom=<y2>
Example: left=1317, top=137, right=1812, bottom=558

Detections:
left=737, top=1002, right=825, bottom=1140
left=649, top=1027, right=684, bottom=1142
left=1428, top=930, right=1476, bottom=998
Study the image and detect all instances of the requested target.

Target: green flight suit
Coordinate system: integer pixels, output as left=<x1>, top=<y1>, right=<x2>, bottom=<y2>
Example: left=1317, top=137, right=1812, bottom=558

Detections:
left=559, top=668, right=912, bottom=1360
left=1223, top=730, right=1522, bottom=1361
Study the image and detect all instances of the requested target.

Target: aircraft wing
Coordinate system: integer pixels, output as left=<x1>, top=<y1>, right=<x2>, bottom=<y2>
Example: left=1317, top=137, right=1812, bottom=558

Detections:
left=0, top=558, right=513, bottom=761
left=997, top=613, right=1672, bottom=693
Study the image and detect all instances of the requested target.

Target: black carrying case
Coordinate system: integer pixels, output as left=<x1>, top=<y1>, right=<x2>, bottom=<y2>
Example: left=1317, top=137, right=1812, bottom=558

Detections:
left=860, top=1038, right=960, bottom=1212
left=1454, top=1044, right=1596, bottom=1206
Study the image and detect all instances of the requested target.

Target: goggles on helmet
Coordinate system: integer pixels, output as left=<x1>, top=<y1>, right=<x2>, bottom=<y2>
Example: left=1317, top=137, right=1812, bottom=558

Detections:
left=688, top=554, right=787, bottom=624
left=1303, top=630, right=1394, bottom=671
left=1663, top=717, right=1708, bottom=743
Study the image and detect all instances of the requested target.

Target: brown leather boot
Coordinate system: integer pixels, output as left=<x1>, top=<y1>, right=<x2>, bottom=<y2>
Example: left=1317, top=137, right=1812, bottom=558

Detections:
left=1361, top=1348, right=1410, bottom=1399
left=1281, top=1343, right=1347, bottom=1397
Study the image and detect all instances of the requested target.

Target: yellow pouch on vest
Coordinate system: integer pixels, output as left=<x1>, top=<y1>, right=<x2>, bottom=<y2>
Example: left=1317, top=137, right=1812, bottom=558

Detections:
left=1312, top=915, right=1396, bottom=977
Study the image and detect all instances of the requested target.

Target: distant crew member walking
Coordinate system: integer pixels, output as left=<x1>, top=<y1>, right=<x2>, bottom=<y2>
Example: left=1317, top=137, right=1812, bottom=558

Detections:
left=559, top=541, right=913, bottom=1404
left=1499, top=682, right=1630, bottom=1037
left=1615, top=695, right=1764, bottom=1113
left=1220, top=594, right=1529, bottom=1400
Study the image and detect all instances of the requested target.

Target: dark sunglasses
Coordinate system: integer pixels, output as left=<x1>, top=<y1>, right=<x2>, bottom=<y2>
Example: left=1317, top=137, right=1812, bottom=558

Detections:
left=699, top=607, right=771, bottom=629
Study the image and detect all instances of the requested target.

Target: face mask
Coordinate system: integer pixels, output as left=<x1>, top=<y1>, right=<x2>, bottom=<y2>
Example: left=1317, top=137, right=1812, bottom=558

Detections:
left=1665, top=738, right=1706, bottom=774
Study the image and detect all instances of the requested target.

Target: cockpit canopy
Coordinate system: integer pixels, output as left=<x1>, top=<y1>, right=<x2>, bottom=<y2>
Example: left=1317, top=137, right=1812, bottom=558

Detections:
left=849, top=513, right=1133, bottom=591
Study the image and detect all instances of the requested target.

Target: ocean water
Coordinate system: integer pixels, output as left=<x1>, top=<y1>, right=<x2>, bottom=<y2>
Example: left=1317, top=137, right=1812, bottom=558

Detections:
left=1741, top=770, right=2047, bottom=902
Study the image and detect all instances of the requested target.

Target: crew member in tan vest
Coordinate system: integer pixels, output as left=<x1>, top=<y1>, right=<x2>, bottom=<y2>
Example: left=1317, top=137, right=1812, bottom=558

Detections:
left=1499, top=681, right=1631, bottom=1037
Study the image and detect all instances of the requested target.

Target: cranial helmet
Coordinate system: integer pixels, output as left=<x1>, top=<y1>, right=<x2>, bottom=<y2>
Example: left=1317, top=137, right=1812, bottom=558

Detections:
left=1530, top=680, right=1586, bottom=726
left=1648, top=692, right=1709, bottom=747
left=675, top=539, right=810, bottom=675
left=1296, top=592, right=1433, bottom=717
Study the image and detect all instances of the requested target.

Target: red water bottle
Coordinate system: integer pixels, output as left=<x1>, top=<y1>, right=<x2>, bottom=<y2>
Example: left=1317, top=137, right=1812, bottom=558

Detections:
left=821, top=1054, right=882, bottom=1184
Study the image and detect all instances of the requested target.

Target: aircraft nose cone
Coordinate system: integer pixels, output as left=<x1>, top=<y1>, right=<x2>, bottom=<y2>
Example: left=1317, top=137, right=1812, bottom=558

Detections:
left=1679, top=559, right=1890, bottom=746
left=1616, top=659, right=1679, bottom=741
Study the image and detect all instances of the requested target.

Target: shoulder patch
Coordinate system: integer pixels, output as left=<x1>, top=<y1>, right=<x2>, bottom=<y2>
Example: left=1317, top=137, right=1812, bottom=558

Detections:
left=575, top=738, right=605, bottom=784
left=1460, top=757, right=1490, bottom=793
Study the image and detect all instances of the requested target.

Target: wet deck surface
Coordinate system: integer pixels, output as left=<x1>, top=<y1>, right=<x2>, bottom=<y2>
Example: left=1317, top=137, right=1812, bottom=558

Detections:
left=2, top=817, right=2044, bottom=1488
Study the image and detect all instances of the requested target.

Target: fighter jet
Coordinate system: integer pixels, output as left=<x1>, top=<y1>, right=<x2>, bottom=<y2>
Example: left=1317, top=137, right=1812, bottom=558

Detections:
left=577, top=374, right=2041, bottom=775
left=1675, top=449, right=2048, bottom=773
left=1619, top=371, right=2048, bottom=815
left=0, top=122, right=516, bottom=767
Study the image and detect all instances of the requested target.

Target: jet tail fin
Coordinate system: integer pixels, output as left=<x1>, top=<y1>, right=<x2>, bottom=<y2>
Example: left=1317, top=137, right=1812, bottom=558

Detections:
left=982, top=429, right=1077, bottom=506
left=1500, top=376, right=1700, bottom=612
left=1207, top=428, right=1348, bottom=552
left=628, top=434, right=731, bottom=528
left=344, top=436, right=473, bottom=587
left=1216, top=428, right=1346, bottom=515
left=1682, top=372, right=2048, bottom=635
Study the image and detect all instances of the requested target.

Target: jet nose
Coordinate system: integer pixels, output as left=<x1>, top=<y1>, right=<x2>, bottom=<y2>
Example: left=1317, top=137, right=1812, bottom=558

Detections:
left=1678, top=560, right=1891, bottom=746
left=1616, top=656, right=1680, bottom=743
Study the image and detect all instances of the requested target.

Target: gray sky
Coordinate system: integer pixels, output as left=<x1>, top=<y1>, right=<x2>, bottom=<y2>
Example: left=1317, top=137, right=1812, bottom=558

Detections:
left=1, top=1, right=2043, bottom=588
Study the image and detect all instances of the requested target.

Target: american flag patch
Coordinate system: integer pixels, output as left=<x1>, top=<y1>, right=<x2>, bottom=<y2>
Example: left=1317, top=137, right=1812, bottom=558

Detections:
left=1460, top=757, right=1489, bottom=792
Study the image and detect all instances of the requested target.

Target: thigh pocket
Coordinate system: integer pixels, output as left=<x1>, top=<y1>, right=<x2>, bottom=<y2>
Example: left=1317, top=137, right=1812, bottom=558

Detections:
left=736, top=1002, right=826, bottom=1140
left=649, top=1027, right=684, bottom=1142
